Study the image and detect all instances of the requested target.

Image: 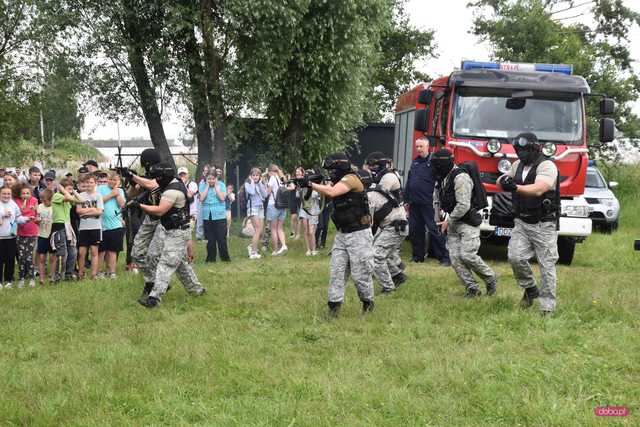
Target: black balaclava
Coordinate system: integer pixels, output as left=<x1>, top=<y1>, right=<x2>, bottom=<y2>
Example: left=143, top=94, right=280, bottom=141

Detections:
left=140, top=149, right=162, bottom=175
left=322, top=153, right=352, bottom=184
left=513, top=132, right=542, bottom=166
left=431, top=149, right=455, bottom=181
left=149, top=161, right=176, bottom=190
left=365, top=151, right=391, bottom=184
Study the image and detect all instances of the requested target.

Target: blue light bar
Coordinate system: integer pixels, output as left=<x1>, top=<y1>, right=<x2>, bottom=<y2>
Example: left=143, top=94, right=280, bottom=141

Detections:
left=588, top=159, right=596, bottom=166
left=461, top=61, right=573, bottom=75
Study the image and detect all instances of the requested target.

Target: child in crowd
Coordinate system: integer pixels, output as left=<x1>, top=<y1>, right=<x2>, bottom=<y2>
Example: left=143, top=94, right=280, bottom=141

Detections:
left=225, top=184, right=235, bottom=237
left=76, top=174, right=103, bottom=280
left=0, top=185, right=29, bottom=289
left=36, top=189, right=54, bottom=285
left=14, top=183, right=39, bottom=287
left=97, top=171, right=125, bottom=279
left=244, top=168, right=267, bottom=259
left=51, top=178, right=83, bottom=282
left=298, top=181, right=321, bottom=256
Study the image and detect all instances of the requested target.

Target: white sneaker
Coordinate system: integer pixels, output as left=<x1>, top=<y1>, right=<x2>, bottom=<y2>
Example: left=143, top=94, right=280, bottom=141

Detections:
left=4, top=282, right=13, bottom=289
left=249, top=252, right=262, bottom=259
left=28, top=279, right=35, bottom=288
left=311, top=250, right=318, bottom=256
left=305, top=250, right=312, bottom=256
left=18, top=279, right=25, bottom=289
left=277, top=245, right=288, bottom=255
left=109, top=273, right=117, bottom=280
left=247, top=245, right=253, bottom=256
left=271, top=250, right=279, bottom=256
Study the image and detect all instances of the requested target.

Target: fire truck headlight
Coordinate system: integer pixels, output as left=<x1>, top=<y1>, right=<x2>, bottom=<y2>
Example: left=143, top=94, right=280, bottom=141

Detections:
left=487, top=139, right=502, bottom=154
left=498, top=159, right=512, bottom=174
left=542, top=142, right=557, bottom=157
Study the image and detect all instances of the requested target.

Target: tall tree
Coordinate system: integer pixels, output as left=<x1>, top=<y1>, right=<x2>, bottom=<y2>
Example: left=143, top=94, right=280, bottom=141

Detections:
left=470, top=0, right=640, bottom=159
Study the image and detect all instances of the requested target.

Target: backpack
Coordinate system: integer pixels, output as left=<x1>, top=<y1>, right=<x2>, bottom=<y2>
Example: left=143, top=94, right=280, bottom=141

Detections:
left=274, top=181, right=289, bottom=209
left=457, top=160, right=488, bottom=210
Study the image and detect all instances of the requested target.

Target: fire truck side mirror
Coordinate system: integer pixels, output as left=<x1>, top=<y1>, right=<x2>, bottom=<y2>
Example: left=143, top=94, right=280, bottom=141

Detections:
left=600, top=98, right=615, bottom=115
left=414, top=109, right=428, bottom=132
left=418, top=89, right=432, bottom=105
left=599, top=118, right=615, bottom=143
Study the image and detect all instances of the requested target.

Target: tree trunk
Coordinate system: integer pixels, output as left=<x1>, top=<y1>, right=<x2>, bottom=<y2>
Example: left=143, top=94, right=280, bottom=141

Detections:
left=200, top=0, right=226, bottom=169
left=177, top=0, right=214, bottom=180
left=281, top=106, right=304, bottom=169
left=122, top=1, right=174, bottom=167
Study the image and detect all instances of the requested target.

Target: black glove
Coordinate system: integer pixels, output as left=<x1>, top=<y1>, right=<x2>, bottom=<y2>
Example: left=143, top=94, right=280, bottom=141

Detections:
left=127, top=200, right=141, bottom=210
left=117, top=167, right=136, bottom=180
left=301, top=176, right=312, bottom=188
left=499, top=176, right=517, bottom=192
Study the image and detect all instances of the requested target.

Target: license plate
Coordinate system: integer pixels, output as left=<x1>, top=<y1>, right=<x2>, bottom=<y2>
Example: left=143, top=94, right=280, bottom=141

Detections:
left=494, top=227, right=512, bottom=237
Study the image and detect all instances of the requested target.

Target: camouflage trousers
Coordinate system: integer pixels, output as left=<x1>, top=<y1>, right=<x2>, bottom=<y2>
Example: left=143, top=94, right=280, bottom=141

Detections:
left=447, top=222, right=496, bottom=291
left=508, top=219, right=558, bottom=312
left=131, top=216, right=161, bottom=283
left=328, top=228, right=374, bottom=303
left=149, top=227, right=204, bottom=300
left=373, top=227, right=407, bottom=291
left=132, top=216, right=202, bottom=294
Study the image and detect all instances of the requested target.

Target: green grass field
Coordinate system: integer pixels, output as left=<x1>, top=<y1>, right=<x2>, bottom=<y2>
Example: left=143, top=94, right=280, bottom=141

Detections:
left=1, top=168, right=639, bottom=426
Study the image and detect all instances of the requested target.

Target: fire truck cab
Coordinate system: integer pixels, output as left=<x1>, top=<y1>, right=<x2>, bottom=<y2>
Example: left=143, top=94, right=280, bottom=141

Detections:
left=393, top=61, right=615, bottom=265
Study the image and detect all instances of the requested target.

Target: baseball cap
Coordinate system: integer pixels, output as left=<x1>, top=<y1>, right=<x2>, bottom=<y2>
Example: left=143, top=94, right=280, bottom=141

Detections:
left=177, top=167, right=189, bottom=175
left=44, top=171, right=56, bottom=181
left=78, top=166, right=89, bottom=174
left=84, top=159, right=99, bottom=168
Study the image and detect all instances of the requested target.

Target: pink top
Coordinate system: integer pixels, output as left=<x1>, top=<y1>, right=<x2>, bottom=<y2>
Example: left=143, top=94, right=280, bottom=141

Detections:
left=15, top=197, right=38, bottom=237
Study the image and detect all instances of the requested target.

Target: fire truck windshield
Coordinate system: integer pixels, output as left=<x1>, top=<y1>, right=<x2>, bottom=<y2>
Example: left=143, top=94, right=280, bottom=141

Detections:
left=452, top=87, right=583, bottom=144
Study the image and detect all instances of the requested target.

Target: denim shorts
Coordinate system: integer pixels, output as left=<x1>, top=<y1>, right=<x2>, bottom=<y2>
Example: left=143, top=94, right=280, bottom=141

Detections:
left=248, top=206, right=264, bottom=219
left=266, top=205, right=286, bottom=222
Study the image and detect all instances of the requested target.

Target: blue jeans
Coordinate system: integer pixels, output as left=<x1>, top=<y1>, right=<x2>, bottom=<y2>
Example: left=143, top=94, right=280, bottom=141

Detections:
left=408, top=203, right=450, bottom=262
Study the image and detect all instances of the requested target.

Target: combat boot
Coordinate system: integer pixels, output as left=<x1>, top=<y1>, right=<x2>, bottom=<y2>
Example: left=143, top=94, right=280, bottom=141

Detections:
left=138, top=295, right=159, bottom=308
left=464, top=287, right=481, bottom=298
left=138, top=282, right=154, bottom=304
left=486, top=281, right=497, bottom=296
left=520, top=286, right=540, bottom=309
left=327, top=301, right=342, bottom=317
left=362, top=300, right=375, bottom=313
left=392, top=272, right=407, bottom=287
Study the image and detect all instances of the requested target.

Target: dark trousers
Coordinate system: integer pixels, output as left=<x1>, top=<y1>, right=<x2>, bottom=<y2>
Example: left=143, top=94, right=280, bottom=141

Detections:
left=315, top=204, right=332, bottom=248
left=0, top=238, right=17, bottom=282
left=204, top=219, right=230, bottom=262
left=408, top=203, right=450, bottom=262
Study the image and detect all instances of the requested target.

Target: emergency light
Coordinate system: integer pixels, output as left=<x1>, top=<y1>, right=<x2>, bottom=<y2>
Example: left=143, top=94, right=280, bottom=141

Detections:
left=461, top=61, right=573, bottom=75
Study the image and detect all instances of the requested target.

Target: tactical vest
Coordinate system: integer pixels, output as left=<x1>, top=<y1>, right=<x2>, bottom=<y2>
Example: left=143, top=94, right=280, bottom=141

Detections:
left=512, top=157, right=560, bottom=224
left=438, top=168, right=482, bottom=227
left=331, top=174, right=371, bottom=233
left=160, top=181, right=191, bottom=230
left=369, top=170, right=404, bottom=229
left=147, top=187, right=163, bottom=221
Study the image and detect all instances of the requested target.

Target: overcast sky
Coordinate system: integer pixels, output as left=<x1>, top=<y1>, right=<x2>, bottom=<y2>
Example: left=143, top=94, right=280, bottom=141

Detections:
left=81, top=0, right=640, bottom=140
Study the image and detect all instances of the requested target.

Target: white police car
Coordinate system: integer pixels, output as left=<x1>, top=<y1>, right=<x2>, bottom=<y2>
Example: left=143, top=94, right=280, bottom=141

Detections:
left=584, top=164, right=620, bottom=232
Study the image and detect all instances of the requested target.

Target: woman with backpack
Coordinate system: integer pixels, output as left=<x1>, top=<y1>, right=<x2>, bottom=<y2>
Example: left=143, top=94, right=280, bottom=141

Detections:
left=265, top=164, right=288, bottom=256
left=245, top=168, right=268, bottom=259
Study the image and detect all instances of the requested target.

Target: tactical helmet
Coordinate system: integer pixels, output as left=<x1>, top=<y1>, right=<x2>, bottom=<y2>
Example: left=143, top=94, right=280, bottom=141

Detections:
left=431, top=148, right=454, bottom=181
left=148, top=161, right=176, bottom=189
left=140, top=149, right=162, bottom=172
left=365, top=151, right=392, bottom=183
left=512, top=132, right=542, bottom=165
left=322, top=153, right=352, bottom=184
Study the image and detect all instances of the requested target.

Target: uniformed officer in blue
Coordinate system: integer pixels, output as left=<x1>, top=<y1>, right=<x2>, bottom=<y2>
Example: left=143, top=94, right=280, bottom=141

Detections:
left=310, top=153, right=374, bottom=316
left=497, top=133, right=560, bottom=315
left=405, top=138, right=450, bottom=265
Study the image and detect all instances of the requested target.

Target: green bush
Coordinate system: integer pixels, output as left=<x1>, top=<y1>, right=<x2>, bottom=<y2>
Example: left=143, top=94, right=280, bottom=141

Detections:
left=0, top=137, right=102, bottom=168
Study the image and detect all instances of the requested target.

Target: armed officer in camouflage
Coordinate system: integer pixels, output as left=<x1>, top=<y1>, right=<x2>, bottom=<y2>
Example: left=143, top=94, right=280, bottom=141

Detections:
left=432, top=149, right=497, bottom=298
left=133, top=162, right=205, bottom=308
left=497, top=133, right=560, bottom=315
left=365, top=152, right=408, bottom=294
left=122, top=149, right=199, bottom=302
left=310, top=153, right=375, bottom=315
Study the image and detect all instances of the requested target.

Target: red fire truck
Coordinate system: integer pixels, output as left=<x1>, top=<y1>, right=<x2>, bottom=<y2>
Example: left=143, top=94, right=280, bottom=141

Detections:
left=393, top=61, right=615, bottom=265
